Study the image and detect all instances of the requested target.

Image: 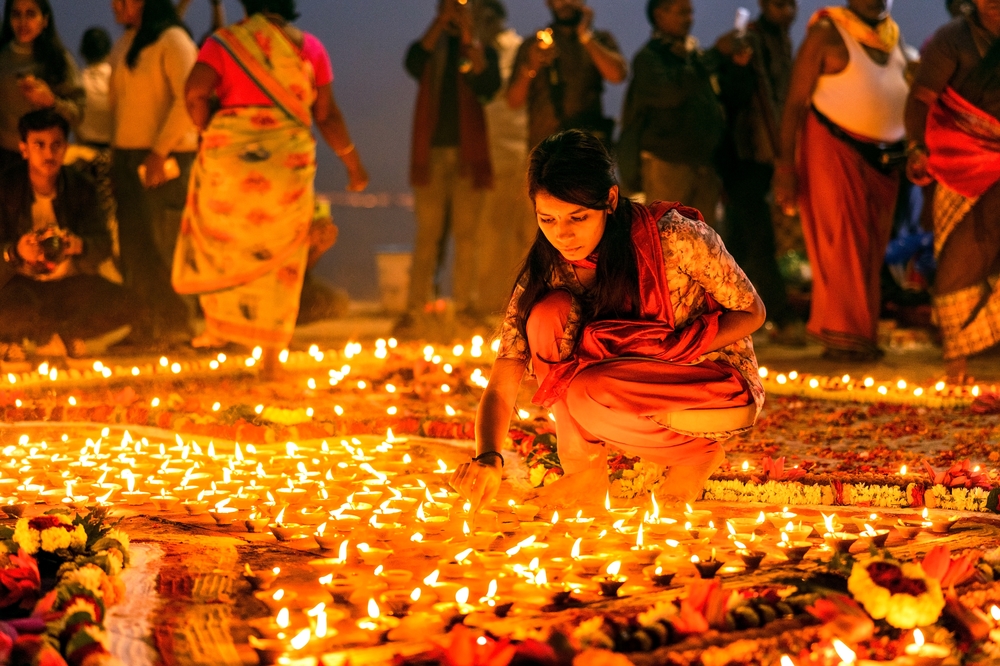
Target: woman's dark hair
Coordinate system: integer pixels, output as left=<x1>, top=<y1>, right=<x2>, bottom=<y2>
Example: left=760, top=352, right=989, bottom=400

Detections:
left=126, top=0, right=190, bottom=69
left=646, top=0, right=679, bottom=25
left=513, top=130, right=641, bottom=348
left=0, top=0, right=70, bottom=85
left=239, top=0, right=300, bottom=21
left=80, top=26, right=111, bottom=65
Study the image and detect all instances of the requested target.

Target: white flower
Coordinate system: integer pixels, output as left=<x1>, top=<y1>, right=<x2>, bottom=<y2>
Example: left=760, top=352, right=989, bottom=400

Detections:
left=637, top=601, right=677, bottom=627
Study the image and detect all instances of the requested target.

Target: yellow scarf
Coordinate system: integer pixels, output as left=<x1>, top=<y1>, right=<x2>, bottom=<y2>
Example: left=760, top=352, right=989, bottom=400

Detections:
left=809, top=7, right=900, bottom=53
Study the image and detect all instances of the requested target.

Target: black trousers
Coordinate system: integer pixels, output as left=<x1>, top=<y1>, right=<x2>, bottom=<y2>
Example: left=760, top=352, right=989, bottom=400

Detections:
left=110, top=149, right=195, bottom=338
left=723, top=160, right=794, bottom=325
left=0, top=274, right=143, bottom=343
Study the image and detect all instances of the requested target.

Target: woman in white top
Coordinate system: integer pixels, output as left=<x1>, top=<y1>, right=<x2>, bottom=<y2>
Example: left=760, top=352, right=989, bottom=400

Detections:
left=77, top=27, right=113, bottom=147
left=109, top=0, right=198, bottom=343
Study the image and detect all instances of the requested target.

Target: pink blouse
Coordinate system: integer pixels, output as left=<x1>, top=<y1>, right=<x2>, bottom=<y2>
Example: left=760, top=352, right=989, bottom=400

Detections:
left=197, top=30, right=334, bottom=108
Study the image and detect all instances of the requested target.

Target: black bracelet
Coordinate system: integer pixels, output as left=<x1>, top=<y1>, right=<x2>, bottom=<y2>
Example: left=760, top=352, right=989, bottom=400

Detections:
left=473, top=451, right=504, bottom=468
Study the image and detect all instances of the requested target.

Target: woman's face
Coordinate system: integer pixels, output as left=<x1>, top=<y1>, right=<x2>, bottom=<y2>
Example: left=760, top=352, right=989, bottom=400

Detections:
left=535, top=187, right=618, bottom=263
left=112, top=0, right=144, bottom=28
left=8, top=0, right=47, bottom=46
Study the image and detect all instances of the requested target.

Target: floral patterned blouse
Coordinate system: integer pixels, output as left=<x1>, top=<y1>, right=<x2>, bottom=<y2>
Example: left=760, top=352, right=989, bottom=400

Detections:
left=496, top=208, right=765, bottom=414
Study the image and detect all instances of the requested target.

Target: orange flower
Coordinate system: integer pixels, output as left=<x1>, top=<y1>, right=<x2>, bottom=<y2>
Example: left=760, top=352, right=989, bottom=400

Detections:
left=921, top=545, right=981, bottom=588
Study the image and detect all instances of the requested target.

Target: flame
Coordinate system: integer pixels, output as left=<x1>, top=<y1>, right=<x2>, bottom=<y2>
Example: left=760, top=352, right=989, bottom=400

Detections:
left=437, top=460, right=448, bottom=473
left=685, top=503, right=693, bottom=513
left=863, top=524, right=877, bottom=536
left=726, top=521, right=736, bottom=536
left=605, top=491, right=611, bottom=511
left=822, top=512, right=837, bottom=535
left=411, top=533, right=423, bottom=543
left=780, top=531, right=790, bottom=544
left=650, top=491, right=660, bottom=523
left=275, top=507, right=286, bottom=525
left=636, top=523, right=644, bottom=548
left=900, top=464, right=908, bottom=475
left=922, top=508, right=930, bottom=520
left=551, top=511, right=559, bottom=525
left=423, top=570, right=440, bottom=586
left=455, top=548, right=473, bottom=564
left=273, top=589, right=285, bottom=601
left=785, top=521, right=795, bottom=532
left=742, top=460, right=750, bottom=471
left=832, top=640, right=856, bottom=664
left=756, top=512, right=766, bottom=524
left=691, top=555, right=700, bottom=564
left=456, top=587, right=470, bottom=604
left=487, top=579, right=498, bottom=598
left=912, top=629, right=924, bottom=648
left=991, top=605, right=1000, bottom=621
left=535, top=569, right=548, bottom=585
left=606, top=561, right=622, bottom=576
left=780, top=657, right=795, bottom=666
left=571, top=538, right=582, bottom=559
left=367, top=598, right=380, bottom=619
left=463, top=521, right=470, bottom=536
left=411, top=588, right=422, bottom=602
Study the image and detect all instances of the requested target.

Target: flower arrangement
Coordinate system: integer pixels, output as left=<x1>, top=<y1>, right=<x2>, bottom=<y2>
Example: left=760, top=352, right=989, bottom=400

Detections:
left=0, top=508, right=128, bottom=666
left=847, top=557, right=945, bottom=628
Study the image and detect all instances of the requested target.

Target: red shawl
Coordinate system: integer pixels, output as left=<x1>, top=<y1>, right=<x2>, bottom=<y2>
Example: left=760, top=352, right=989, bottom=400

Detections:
left=410, top=38, right=493, bottom=190
left=926, top=86, right=1000, bottom=199
left=532, top=201, right=723, bottom=408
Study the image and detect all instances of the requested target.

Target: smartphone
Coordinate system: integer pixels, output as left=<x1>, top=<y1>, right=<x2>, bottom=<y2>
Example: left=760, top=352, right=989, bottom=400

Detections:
left=735, top=7, right=751, bottom=35
left=138, top=156, right=181, bottom=186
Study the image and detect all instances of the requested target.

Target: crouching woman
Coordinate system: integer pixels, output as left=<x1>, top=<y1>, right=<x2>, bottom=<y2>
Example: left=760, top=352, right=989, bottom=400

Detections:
left=451, top=130, right=766, bottom=510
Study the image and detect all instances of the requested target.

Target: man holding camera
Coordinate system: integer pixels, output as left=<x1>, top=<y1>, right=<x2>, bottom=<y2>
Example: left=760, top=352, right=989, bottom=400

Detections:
left=507, top=0, right=628, bottom=149
left=402, top=0, right=502, bottom=335
left=0, top=109, right=139, bottom=360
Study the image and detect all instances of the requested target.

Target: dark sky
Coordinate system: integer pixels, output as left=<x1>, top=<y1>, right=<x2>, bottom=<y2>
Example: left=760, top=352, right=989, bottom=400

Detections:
left=52, top=0, right=952, bottom=298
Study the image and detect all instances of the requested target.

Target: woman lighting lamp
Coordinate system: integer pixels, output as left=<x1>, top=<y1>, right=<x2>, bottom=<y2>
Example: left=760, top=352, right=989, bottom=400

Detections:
left=451, top=130, right=766, bottom=510
left=177, top=0, right=368, bottom=380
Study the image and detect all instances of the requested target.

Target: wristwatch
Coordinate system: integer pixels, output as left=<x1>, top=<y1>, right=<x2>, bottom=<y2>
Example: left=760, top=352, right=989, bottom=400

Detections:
left=473, top=451, right=505, bottom=468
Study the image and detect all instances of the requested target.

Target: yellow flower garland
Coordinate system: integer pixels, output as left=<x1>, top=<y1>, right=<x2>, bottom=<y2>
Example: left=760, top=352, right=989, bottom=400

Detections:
left=847, top=558, right=945, bottom=629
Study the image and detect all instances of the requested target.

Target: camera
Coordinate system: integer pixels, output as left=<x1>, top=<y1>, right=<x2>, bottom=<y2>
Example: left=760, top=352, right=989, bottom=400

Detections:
left=38, top=234, right=65, bottom=264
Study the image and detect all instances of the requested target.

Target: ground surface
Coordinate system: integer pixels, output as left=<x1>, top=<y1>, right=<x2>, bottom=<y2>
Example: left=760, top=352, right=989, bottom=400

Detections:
left=1, top=310, right=999, bottom=665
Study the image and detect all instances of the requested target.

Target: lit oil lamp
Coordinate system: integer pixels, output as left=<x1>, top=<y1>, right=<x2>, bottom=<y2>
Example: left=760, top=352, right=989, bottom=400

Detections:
left=604, top=491, right=638, bottom=521
left=357, top=598, right=400, bottom=637
left=244, top=564, right=280, bottom=591
left=319, top=573, right=356, bottom=604
left=209, top=498, right=241, bottom=526
left=904, top=628, right=950, bottom=666
left=628, top=523, right=662, bottom=566
left=642, top=564, right=677, bottom=586
left=813, top=512, right=845, bottom=537
left=776, top=532, right=812, bottom=563
left=733, top=540, right=766, bottom=571
left=683, top=503, right=711, bottom=526
left=182, top=490, right=210, bottom=516
left=356, top=542, right=391, bottom=567
left=254, top=587, right=298, bottom=613
left=858, top=523, right=890, bottom=547
left=686, top=520, right=718, bottom=541
left=595, top=560, right=627, bottom=597
left=692, top=551, right=723, bottom=579
left=270, top=507, right=307, bottom=542
left=313, top=522, right=340, bottom=550
left=766, top=507, right=798, bottom=530
left=926, top=509, right=960, bottom=535
left=119, top=471, right=150, bottom=506
left=381, top=588, right=419, bottom=617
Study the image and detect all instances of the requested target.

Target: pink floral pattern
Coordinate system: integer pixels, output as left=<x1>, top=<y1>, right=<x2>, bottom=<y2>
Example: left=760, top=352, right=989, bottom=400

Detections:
left=497, top=209, right=764, bottom=411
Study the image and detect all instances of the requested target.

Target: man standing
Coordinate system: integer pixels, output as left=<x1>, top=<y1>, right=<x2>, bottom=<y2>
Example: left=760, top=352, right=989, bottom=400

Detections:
left=719, top=0, right=803, bottom=343
left=0, top=109, right=139, bottom=360
left=775, top=0, right=910, bottom=361
left=619, top=0, right=744, bottom=228
left=507, top=0, right=627, bottom=149
left=905, top=0, right=1000, bottom=382
left=401, top=0, right=501, bottom=335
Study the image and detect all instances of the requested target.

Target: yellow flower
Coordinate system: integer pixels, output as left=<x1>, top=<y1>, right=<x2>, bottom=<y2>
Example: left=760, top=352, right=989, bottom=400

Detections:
left=848, top=558, right=944, bottom=629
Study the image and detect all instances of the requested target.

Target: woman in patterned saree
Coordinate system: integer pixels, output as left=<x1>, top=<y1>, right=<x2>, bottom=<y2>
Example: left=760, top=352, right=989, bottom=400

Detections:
left=176, top=0, right=367, bottom=379
left=450, top=130, right=766, bottom=511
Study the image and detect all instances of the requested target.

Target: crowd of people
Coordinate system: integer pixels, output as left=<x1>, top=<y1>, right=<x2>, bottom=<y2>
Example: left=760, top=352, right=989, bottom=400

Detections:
left=0, top=0, right=996, bottom=384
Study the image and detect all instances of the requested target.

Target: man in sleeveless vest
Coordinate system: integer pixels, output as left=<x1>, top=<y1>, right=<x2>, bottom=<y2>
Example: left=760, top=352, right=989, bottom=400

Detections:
left=905, top=0, right=1000, bottom=383
left=775, top=0, right=911, bottom=361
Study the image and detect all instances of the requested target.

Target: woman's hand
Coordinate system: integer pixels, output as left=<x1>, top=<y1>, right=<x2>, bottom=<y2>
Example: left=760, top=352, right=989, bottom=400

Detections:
left=773, top=163, right=798, bottom=216
left=18, top=76, right=56, bottom=109
left=141, top=152, right=169, bottom=189
left=344, top=154, right=369, bottom=192
left=449, top=457, right=502, bottom=512
left=906, top=149, right=933, bottom=187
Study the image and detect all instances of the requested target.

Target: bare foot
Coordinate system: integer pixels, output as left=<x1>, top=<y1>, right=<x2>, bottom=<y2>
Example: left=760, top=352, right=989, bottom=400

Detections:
left=661, top=447, right=727, bottom=504
left=525, top=468, right=609, bottom=511
left=258, top=347, right=288, bottom=382
left=944, top=358, right=973, bottom=385
left=191, top=333, right=228, bottom=349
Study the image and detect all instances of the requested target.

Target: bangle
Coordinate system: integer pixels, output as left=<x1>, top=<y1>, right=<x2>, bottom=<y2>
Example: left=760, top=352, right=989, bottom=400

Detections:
left=335, top=142, right=356, bottom=157
left=473, top=451, right=504, bottom=468
left=2, top=243, right=20, bottom=267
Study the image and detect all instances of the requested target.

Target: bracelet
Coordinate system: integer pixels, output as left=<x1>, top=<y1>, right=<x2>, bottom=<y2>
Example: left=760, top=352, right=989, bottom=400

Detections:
left=906, top=140, right=928, bottom=156
left=473, top=451, right=505, bottom=468
left=335, top=142, right=356, bottom=157
left=2, top=243, right=20, bottom=267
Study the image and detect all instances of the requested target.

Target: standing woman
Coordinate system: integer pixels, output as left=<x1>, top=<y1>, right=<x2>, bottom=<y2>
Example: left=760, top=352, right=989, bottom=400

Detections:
left=176, top=0, right=368, bottom=380
left=451, top=130, right=766, bottom=510
left=109, top=0, right=198, bottom=343
left=0, top=0, right=84, bottom=173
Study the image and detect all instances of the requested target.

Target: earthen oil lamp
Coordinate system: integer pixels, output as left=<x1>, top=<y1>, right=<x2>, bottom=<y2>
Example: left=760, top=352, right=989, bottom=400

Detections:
left=183, top=490, right=210, bottom=516
left=594, top=560, right=627, bottom=597
left=686, top=520, right=718, bottom=541
left=683, top=503, right=711, bottom=526
left=904, top=628, right=950, bottom=666
left=381, top=588, right=420, bottom=617
left=255, top=587, right=298, bottom=613
left=766, top=507, right=798, bottom=530
left=357, top=542, right=392, bottom=567
left=569, top=538, right=607, bottom=576
left=629, top=523, right=662, bottom=566
left=210, top=498, right=242, bottom=527
left=813, top=512, right=845, bottom=537
left=733, top=540, right=766, bottom=571
left=781, top=520, right=814, bottom=542
left=270, top=507, right=307, bottom=542
left=563, top=510, right=595, bottom=537
left=776, top=532, right=812, bottom=563
left=894, top=518, right=923, bottom=539
left=431, top=586, right=477, bottom=625
left=244, top=564, right=280, bottom=591
left=725, top=520, right=755, bottom=545
left=313, top=522, right=340, bottom=550
left=439, top=547, right=476, bottom=579
left=358, top=598, right=401, bottom=640
left=643, top=565, right=677, bottom=586
left=858, top=523, right=890, bottom=547
left=925, top=508, right=959, bottom=535
left=246, top=512, right=270, bottom=533
left=726, top=512, right=767, bottom=535
left=319, top=573, right=356, bottom=604
left=151, top=491, right=180, bottom=512
left=849, top=512, right=885, bottom=533
left=604, top=491, right=638, bottom=521
left=119, top=472, right=150, bottom=506
left=692, top=551, right=723, bottom=579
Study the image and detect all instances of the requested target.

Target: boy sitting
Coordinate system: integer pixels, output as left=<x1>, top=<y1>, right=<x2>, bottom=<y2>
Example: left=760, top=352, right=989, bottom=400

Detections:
left=0, top=109, right=139, bottom=360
